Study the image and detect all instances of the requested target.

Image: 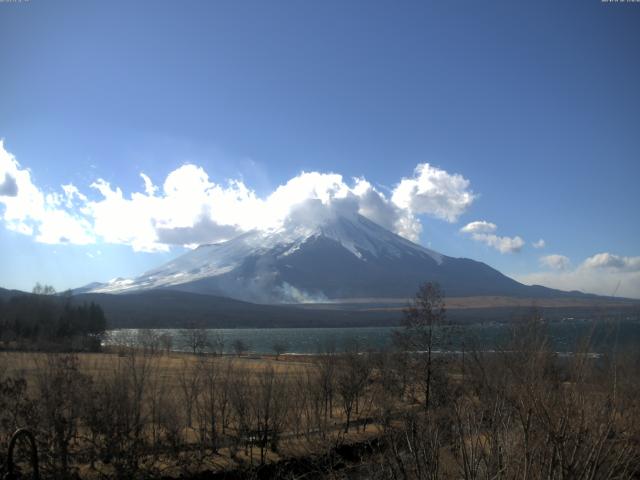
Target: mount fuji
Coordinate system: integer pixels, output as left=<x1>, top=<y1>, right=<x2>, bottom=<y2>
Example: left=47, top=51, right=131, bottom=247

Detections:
left=80, top=212, right=581, bottom=304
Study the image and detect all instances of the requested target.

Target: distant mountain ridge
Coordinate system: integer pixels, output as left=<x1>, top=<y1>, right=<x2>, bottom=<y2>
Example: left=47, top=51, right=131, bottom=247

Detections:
left=78, top=212, right=602, bottom=304
left=3, top=287, right=636, bottom=330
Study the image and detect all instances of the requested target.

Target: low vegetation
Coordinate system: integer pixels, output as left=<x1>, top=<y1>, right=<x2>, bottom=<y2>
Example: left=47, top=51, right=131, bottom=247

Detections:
left=0, top=283, right=638, bottom=479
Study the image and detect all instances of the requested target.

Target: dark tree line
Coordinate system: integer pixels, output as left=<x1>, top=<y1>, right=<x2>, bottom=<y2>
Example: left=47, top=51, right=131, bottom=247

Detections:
left=0, top=285, right=107, bottom=350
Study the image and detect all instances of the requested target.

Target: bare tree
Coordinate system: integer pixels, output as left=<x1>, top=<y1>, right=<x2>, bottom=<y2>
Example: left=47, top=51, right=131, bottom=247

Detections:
left=4, top=290, right=639, bottom=479
left=211, top=331, right=225, bottom=355
left=272, top=340, right=288, bottom=360
left=229, top=368, right=255, bottom=463
left=369, top=350, right=403, bottom=431
left=32, top=283, right=56, bottom=295
left=316, top=341, right=338, bottom=430
left=183, top=327, right=210, bottom=355
left=137, top=329, right=161, bottom=355
left=82, top=349, right=155, bottom=478
left=217, top=357, right=236, bottom=436
left=177, top=357, right=203, bottom=429
left=395, top=282, right=447, bottom=412
left=159, top=332, right=173, bottom=355
left=336, top=345, right=371, bottom=433
left=35, top=354, right=91, bottom=476
left=0, top=372, right=37, bottom=470
left=251, top=365, right=289, bottom=464
left=195, top=356, right=220, bottom=452
left=232, top=338, right=250, bottom=356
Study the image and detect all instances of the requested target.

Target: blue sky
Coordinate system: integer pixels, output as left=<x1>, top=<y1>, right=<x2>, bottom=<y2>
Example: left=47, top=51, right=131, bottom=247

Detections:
left=1, top=0, right=639, bottom=297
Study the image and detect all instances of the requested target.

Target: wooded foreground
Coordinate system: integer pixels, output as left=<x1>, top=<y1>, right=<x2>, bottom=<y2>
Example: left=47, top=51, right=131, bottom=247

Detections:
left=1, top=284, right=639, bottom=479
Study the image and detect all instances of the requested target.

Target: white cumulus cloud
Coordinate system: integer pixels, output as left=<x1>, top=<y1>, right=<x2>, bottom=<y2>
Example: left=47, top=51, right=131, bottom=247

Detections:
left=514, top=252, right=640, bottom=299
left=460, top=220, right=497, bottom=234
left=460, top=220, right=524, bottom=254
left=472, top=233, right=525, bottom=254
left=582, top=252, right=640, bottom=272
left=0, top=141, right=477, bottom=251
left=392, top=163, right=475, bottom=223
left=0, top=140, right=94, bottom=245
left=540, top=254, right=571, bottom=271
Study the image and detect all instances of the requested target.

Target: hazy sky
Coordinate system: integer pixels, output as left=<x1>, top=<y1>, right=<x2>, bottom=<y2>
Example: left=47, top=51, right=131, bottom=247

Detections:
left=1, top=0, right=639, bottom=298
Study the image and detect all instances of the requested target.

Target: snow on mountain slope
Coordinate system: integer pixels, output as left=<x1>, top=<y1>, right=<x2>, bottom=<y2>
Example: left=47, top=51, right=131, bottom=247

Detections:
left=84, top=212, right=533, bottom=303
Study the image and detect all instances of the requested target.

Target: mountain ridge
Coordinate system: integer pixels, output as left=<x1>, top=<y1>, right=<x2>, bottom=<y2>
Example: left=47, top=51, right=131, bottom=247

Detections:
left=2, top=286, right=637, bottom=330
left=77, top=213, right=611, bottom=304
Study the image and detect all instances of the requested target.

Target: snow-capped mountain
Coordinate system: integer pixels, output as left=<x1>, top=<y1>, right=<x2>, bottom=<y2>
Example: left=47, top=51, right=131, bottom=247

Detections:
left=82, top=212, right=558, bottom=303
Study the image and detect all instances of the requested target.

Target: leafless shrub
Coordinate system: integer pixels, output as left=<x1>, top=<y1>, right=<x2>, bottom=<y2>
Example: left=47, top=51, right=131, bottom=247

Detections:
left=136, top=329, right=162, bottom=355
left=177, top=357, right=202, bottom=429
left=381, top=412, right=442, bottom=480
left=82, top=350, right=154, bottom=478
left=33, top=354, right=91, bottom=477
left=394, top=282, right=448, bottom=412
left=194, top=356, right=220, bottom=454
left=272, top=341, right=288, bottom=360
left=251, top=365, right=289, bottom=463
left=0, top=374, right=37, bottom=468
left=336, top=344, right=371, bottom=434
left=232, top=338, right=250, bottom=356
left=158, top=332, right=173, bottom=355
left=182, top=327, right=211, bottom=355
left=0, top=295, right=638, bottom=479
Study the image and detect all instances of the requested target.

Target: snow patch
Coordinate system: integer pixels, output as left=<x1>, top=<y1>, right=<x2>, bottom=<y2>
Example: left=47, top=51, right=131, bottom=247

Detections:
left=82, top=212, right=447, bottom=298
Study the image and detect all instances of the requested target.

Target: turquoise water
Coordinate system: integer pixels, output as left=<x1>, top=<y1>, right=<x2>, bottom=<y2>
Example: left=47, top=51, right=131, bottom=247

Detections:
left=104, top=319, right=640, bottom=355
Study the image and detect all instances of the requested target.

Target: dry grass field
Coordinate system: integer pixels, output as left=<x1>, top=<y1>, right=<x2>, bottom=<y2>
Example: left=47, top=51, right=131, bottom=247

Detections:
left=0, top=350, right=313, bottom=381
left=1, top=313, right=639, bottom=479
left=0, top=348, right=391, bottom=478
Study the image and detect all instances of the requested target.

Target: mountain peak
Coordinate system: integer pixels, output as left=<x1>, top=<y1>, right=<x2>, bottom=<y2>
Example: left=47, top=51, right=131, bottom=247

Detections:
left=81, top=212, right=543, bottom=303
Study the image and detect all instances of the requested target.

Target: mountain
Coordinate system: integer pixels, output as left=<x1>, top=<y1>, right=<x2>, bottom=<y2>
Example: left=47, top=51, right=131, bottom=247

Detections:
left=70, top=290, right=639, bottom=329
left=81, top=212, right=595, bottom=304
left=0, top=287, right=28, bottom=301
left=71, top=290, right=405, bottom=328
left=2, top=286, right=635, bottom=330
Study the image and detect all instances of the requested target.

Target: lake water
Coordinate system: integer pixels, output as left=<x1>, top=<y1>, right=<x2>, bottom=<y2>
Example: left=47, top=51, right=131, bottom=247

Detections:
left=104, top=319, right=640, bottom=355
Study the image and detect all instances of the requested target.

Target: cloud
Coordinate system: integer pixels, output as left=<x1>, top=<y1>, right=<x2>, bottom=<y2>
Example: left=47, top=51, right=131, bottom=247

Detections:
left=140, top=173, right=157, bottom=196
left=392, top=163, right=475, bottom=223
left=0, top=173, right=18, bottom=197
left=0, top=142, right=476, bottom=251
left=460, top=220, right=524, bottom=254
left=155, top=213, right=243, bottom=247
left=61, top=184, right=88, bottom=208
left=0, top=140, right=94, bottom=245
left=472, top=233, right=525, bottom=253
left=532, top=239, right=545, bottom=249
left=353, top=178, right=421, bottom=240
left=540, top=254, right=570, bottom=271
left=514, top=252, right=640, bottom=299
left=460, top=220, right=497, bottom=234
left=582, top=252, right=640, bottom=272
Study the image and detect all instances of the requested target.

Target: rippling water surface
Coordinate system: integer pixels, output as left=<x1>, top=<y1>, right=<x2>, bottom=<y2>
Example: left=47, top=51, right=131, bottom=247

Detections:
left=104, top=319, right=640, bottom=355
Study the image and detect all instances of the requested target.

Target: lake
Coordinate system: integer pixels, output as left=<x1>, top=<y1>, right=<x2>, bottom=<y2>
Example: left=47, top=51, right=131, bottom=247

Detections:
left=104, top=319, right=640, bottom=355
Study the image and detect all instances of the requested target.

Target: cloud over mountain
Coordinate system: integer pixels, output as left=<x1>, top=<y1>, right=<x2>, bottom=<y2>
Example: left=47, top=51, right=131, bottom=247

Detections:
left=392, top=163, right=476, bottom=223
left=515, top=252, right=640, bottom=299
left=0, top=141, right=475, bottom=252
left=582, top=252, right=640, bottom=272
